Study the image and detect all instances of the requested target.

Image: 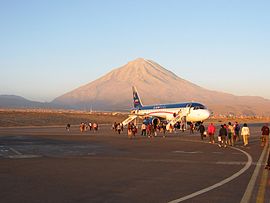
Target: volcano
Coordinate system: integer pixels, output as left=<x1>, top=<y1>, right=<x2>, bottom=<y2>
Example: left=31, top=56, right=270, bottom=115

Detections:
left=52, top=58, right=270, bottom=116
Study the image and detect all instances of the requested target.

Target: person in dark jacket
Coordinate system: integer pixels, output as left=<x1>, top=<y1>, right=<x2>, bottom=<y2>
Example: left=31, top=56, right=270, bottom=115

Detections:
left=265, top=151, right=270, bottom=170
left=218, top=124, right=227, bottom=147
left=198, top=124, right=205, bottom=140
left=261, top=123, right=269, bottom=147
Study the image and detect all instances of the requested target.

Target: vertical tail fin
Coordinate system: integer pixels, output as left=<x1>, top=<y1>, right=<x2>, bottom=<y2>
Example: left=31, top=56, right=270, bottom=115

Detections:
left=132, top=86, right=143, bottom=108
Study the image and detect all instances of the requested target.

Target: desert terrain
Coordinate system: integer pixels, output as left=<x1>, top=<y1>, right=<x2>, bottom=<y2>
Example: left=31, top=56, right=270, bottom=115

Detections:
left=0, top=109, right=127, bottom=127
left=0, top=109, right=269, bottom=128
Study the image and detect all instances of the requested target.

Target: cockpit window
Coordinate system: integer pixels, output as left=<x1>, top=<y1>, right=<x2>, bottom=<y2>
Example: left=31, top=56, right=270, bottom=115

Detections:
left=193, top=105, right=206, bottom=110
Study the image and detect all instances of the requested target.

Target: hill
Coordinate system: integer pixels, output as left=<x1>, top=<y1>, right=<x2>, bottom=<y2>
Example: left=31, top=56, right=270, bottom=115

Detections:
left=52, top=58, right=270, bottom=116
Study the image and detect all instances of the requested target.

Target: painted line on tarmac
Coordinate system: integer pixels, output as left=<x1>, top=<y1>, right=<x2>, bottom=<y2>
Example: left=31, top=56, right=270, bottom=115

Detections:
left=9, top=147, right=22, bottom=155
left=168, top=146, right=252, bottom=203
left=212, top=152, right=223, bottom=154
left=240, top=143, right=268, bottom=203
left=172, top=151, right=203, bottom=154
left=256, top=144, right=270, bottom=203
left=256, top=166, right=268, bottom=203
left=8, top=155, right=42, bottom=159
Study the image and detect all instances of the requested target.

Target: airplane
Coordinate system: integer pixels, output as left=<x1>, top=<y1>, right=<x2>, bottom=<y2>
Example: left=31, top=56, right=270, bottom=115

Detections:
left=122, top=86, right=211, bottom=130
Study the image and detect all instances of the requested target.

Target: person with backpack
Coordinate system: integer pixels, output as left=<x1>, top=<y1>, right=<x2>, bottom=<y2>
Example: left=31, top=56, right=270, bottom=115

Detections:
left=261, top=123, right=269, bottom=147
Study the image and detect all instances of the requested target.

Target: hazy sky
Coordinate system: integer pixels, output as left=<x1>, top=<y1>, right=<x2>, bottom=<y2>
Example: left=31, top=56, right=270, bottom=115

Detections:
left=0, top=0, right=269, bottom=102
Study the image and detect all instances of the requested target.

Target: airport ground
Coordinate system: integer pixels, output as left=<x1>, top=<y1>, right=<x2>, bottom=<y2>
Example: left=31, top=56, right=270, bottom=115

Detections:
left=0, top=124, right=269, bottom=203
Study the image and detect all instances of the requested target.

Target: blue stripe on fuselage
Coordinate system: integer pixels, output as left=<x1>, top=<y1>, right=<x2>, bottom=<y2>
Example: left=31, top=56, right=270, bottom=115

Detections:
left=139, top=102, right=205, bottom=110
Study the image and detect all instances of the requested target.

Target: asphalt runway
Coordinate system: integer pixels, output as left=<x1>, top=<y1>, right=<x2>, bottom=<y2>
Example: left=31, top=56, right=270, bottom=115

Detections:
left=0, top=124, right=269, bottom=203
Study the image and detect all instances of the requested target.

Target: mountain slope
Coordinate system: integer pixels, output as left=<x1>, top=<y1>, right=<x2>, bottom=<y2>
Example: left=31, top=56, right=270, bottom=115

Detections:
left=0, top=95, right=64, bottom=109
left=52, top=58, right=270, bottom=116
left=0, top=95, right=45, bottom=108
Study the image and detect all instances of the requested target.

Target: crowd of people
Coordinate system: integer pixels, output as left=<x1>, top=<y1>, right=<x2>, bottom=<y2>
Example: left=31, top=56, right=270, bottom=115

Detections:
left=65, top=120, right=270, bottom=170
left=79, top=122, right=99, bottom=132
left=65, top=122, right=99, bottom=133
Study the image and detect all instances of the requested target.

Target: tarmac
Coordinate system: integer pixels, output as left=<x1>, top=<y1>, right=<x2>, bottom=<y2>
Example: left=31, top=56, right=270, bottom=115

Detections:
left=0, top=124, right=269, bottom=203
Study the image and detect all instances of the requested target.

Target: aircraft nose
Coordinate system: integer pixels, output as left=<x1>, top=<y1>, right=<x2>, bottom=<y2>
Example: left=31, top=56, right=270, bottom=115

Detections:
left=201, top=109, right=211, bottom=120
left=205, top=109, right=211, bottom=119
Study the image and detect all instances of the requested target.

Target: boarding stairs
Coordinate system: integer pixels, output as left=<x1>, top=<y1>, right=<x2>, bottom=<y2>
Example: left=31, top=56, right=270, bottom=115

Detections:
left=166, top=107, right=190, bottom=130
left=121, top=115, right=138, bottom=126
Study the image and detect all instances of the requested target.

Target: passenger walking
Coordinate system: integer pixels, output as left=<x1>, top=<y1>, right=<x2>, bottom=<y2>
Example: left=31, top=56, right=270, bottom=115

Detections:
left=181, top=122, right=185, bottom=132
left=218, top=124, right=227, bottom=147
left=66, top=123, right=71, bottom=132
left=261, top=123, right=269, bottom=147
left=234, top=122, right=240, bottom=141
left=198, top=124, right=205, bottom=140
left=88, top=122, right=92, bottom=131
left=162, top=123, right=166, bottom=138
left=265, top=150, right=270, bottom=170
left=152, top=124, right=157, bottom=137
left=127, top=124, right=133, bottom=139
left=190, top=123, right=194, bottom=134
left=141, top=123, right=146, bottom=136
left=80, top=122, right=84, bottom=133
left=131, top=123, right=137, bottom=137
left=207, top=123, right=216, bottom=144
left=113, top=122, right=117, bottom=132
left=93, top=123, right=98, bottom=132
left=116, top=123, right=121, bottom=134
left=227, top=122, right=235, bottom=146
left=241, top=123, right=250, bottom=147
left=169, top=124, right=173, bottom=133
left=146, top=124, right=152, bottom=138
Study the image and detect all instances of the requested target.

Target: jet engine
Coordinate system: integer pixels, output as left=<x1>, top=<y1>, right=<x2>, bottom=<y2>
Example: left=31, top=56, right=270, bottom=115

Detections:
left=143, top=117, right=161, bottom=127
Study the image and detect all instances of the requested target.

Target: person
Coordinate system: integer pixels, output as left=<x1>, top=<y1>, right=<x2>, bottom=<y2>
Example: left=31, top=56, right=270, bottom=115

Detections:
left=234, top=122, right=240, bottom=141
left=146, top=124, right=152, bottom=138
left=66, top=123, right=71, bottom=132
left=113, top=122, right=117, bottom=132
left=88, top=122, right=92, bottom=131
left=181, top=122, right=185, bottom=132
left=227, top=122, right=235, bottom=146
left=241, top=123, right=250, bottom=147
left=190, top=122, right=194, bottom=134
left=131, top=123, right=137, bottom=137
left=127, top=124, right=133, bottom=139
left=80, top=122, right=84, bottom=133
left=261, top=123, right=269, bottom=147
left=207, top=123, right=216, bottom=144
left=141, top=123, right=146, bottom=136
left=198, top=124, right=205, bottom=140
left=93, top=123, right=98, bottom=132
left=162, top=123, right=166, bottom=138
left=218, top=124, right=227, bottom=147
left=167, top=124, right=172, bottom=133
left=265, top=150, right=270, bottom=170
left=116, top=123, right=121, bottom=134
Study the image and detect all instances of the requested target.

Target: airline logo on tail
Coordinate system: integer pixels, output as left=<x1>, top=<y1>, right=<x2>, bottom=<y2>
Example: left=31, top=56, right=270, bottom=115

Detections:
left=132, top=86, right=143, bottom=108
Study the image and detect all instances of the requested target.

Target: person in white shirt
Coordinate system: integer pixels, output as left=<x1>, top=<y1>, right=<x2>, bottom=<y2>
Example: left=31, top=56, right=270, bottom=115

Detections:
left=241, top=123, right=250, bottom=146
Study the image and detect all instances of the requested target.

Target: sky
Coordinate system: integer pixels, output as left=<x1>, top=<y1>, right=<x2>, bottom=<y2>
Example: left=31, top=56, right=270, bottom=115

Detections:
left=0, top=0, right=269, bottom=102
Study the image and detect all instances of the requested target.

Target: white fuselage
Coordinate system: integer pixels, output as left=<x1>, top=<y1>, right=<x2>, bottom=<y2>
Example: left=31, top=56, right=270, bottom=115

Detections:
left=133, top=106, right=210, bottom=123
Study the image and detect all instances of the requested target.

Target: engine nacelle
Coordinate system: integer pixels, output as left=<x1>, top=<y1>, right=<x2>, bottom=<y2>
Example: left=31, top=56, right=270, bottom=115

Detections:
left=143, top=117, right=161, bottom=126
